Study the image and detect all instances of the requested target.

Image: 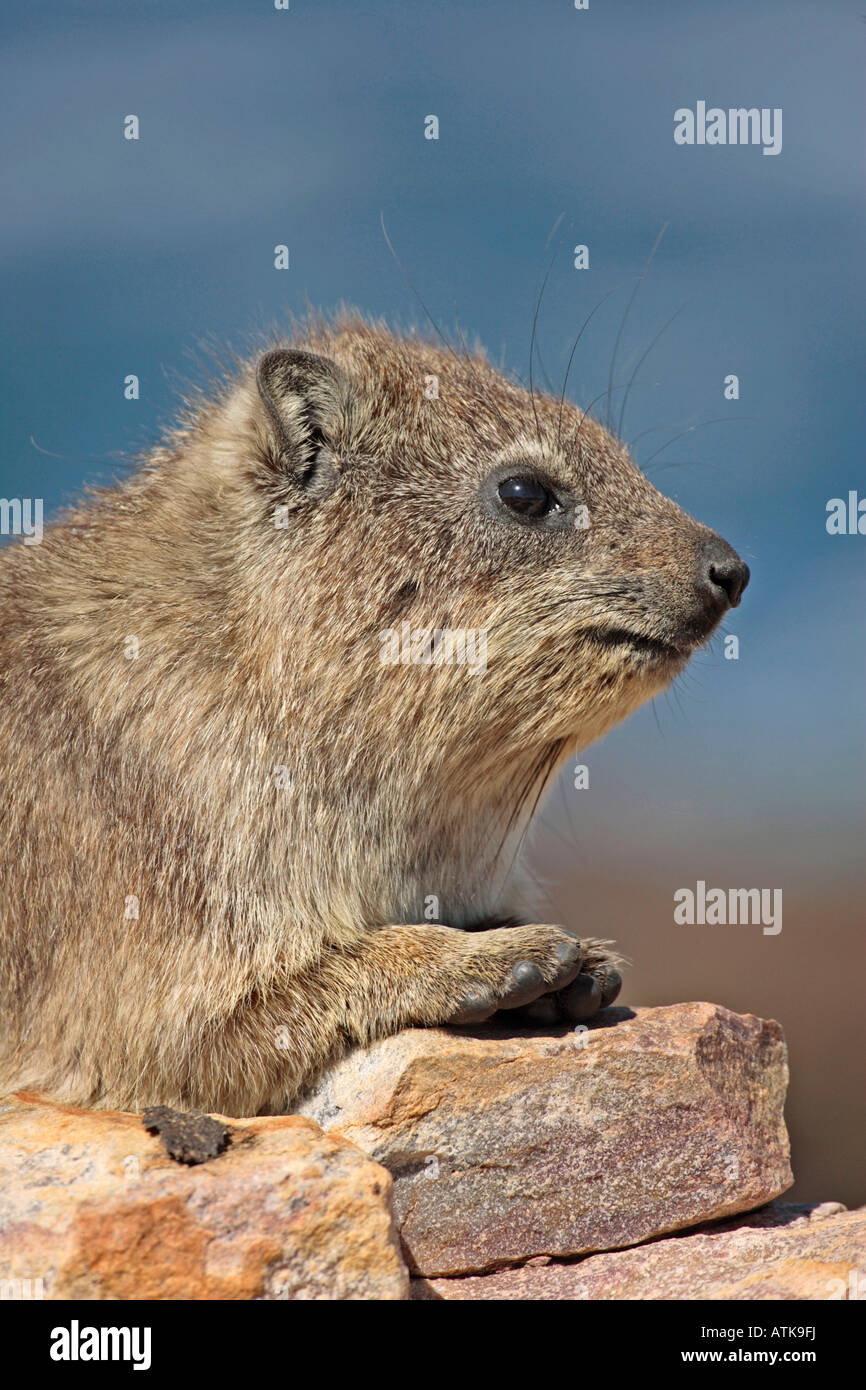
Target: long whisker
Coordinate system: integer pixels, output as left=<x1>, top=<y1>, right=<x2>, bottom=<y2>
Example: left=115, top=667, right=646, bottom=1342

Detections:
left=498, top=741, right=567, bottom=897
left=558, top=768, right=582, bottom=852
left=529, top=216, right=566, bottom=446
left=565, top=381, right=632, bottom=466
left=649, top=457, right=727, bottom=475
left=380, top=213, right=461, bottom=363
left=533, top=339, right=557, bottom=395
left=639, top=416, right=756, bottom=468
left=627, top=417, right=696, bottom=449
left=556, top=284, right=625, bottom=450
left=605, top=223, right=668, bottom=431
left=485, top=745, right=552, bottom=887
left=534, top=809, right=577, bottom=854
left=616, top=302, right=688, bottom=440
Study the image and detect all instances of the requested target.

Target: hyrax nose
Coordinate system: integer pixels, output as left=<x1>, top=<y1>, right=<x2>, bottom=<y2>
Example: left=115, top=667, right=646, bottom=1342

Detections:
left=699, top=536, right=750, bottom=610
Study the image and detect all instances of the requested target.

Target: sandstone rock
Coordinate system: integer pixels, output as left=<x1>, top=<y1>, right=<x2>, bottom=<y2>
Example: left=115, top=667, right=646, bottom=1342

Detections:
left=414, top=1202, right=866, bottom=1300
left=295, top=1003, right=792, bottom=1277
left=0, top=1095, right=408, bottom=1300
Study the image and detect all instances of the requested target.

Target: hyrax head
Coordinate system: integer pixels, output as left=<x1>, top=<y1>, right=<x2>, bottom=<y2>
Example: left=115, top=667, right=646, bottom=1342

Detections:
left=229, top=318, right=748, bottom=775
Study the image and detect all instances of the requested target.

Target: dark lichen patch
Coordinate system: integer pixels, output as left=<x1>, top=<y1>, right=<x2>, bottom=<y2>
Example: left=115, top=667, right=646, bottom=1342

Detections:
left=142, top=1106, right=231, bottom=1165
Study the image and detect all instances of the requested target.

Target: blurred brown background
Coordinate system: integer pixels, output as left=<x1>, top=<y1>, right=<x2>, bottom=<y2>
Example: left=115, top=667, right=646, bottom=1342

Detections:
left=528, top=695, right=865, bottom=1209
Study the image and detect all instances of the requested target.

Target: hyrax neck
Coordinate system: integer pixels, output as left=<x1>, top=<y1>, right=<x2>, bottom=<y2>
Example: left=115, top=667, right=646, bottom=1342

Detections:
left=254, top=733, right=564, bottom=937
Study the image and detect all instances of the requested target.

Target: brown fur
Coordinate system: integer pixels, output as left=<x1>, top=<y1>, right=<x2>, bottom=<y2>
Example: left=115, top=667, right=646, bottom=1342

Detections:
left=0, top=314, right=744, bottom=1112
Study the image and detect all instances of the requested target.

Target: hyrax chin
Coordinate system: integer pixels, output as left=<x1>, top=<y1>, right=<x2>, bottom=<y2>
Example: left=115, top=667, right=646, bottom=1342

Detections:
left=0, top=314, right=749, bottom=1115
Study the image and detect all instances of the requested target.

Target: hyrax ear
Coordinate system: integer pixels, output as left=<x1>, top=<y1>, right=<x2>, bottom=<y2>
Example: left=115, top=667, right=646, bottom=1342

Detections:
left=255, top=348, right=348, bottom=499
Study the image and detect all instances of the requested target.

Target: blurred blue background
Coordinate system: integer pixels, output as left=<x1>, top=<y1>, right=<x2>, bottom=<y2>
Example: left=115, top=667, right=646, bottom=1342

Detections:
left=2, top=0, right=864, bottom=1203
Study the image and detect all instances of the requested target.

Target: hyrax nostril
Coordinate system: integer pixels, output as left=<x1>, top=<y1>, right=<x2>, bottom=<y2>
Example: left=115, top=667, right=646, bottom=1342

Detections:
left=701, top=537, right=750, bottom=609
left=709, top=559, right=750, bottom=606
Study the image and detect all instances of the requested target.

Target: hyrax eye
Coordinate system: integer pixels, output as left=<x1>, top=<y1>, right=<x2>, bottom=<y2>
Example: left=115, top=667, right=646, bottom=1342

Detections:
left=497, top=476, right=559, bottom=519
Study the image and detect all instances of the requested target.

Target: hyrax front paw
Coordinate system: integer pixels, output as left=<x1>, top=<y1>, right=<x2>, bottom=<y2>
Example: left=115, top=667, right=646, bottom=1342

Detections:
left=445, top=926, right=613, bottom=1026
left=519, top=939, right=623, bottom=1025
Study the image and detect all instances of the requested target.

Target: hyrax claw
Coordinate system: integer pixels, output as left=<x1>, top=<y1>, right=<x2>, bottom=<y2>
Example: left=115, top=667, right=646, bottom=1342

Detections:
left=556, top=974, right=603, bottom=1022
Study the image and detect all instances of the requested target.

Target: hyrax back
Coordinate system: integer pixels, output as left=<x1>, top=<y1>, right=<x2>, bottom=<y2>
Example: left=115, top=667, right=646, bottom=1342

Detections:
left=0, top=315, right=748, bottom=1113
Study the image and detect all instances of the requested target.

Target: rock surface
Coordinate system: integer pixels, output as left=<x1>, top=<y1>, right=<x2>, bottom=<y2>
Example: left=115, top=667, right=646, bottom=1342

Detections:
left=0, top=1094, right=408, bottom=1300
left=296, top=1002, right=793, bottom=1277
left=414, top=1202, right=866, bottom=1301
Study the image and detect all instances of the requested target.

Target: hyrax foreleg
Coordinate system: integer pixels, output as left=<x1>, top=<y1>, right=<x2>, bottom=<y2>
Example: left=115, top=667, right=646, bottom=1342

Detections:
left=317, top=923, right=622, bottom=1033
left=236, top=924, right=623, bottom=1112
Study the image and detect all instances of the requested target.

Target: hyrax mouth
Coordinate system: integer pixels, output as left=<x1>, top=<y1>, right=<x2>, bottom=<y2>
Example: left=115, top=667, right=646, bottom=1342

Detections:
left=589, top=626, right=688, bottom=665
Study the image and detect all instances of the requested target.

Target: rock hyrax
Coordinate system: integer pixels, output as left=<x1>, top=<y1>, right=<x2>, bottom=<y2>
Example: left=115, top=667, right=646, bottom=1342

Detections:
left=0, top=314, right=749, bottom=1113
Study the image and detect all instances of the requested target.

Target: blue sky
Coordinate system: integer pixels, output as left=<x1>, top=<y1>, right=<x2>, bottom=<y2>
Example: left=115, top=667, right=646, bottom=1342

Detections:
left=2, top=0, right=863, bottom=854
